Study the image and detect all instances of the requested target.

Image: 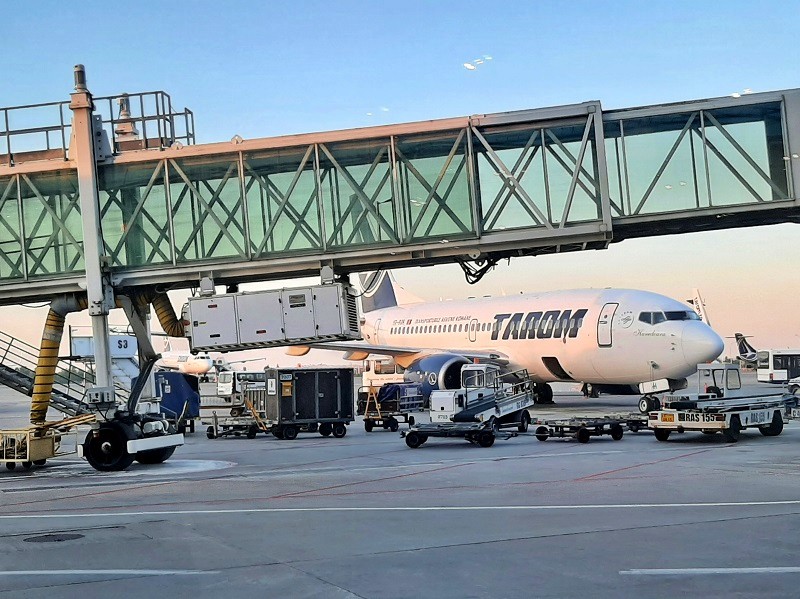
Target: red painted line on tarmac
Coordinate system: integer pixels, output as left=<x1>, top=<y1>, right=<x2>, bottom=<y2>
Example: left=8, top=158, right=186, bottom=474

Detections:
left=574, top=448, right=711, bottom=481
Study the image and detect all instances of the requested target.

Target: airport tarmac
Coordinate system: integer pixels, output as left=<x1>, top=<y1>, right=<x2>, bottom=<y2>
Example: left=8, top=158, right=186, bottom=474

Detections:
left=2, top=373, right=800, bottom=598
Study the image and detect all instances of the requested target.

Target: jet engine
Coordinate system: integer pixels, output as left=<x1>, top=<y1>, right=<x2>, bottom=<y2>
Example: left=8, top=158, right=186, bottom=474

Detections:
left=402, top=354, right=471, bottom=397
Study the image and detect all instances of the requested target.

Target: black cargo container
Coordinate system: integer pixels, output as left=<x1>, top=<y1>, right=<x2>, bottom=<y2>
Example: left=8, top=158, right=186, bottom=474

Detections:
left=264, top=367, right=354, bottom=439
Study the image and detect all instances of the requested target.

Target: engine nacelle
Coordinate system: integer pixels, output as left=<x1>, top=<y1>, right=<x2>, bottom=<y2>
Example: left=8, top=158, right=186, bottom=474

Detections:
left=402, top=354, right=471, bottom=398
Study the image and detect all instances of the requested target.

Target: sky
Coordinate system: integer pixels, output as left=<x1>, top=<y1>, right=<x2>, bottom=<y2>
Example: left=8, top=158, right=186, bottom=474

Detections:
left=1, top=0, right=800, bottom=362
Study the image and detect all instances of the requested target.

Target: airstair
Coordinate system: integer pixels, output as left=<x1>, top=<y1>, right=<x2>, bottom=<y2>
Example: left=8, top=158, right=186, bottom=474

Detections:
left=0, top=331, right=130, bottom=417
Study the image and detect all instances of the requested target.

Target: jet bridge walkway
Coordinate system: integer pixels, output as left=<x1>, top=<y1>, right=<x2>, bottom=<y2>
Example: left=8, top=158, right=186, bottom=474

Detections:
left=0, top=74, right=799, bottom=304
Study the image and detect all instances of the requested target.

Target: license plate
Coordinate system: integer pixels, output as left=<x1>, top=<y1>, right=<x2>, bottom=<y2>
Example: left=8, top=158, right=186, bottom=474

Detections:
left=661, top=414, right=675, bottom=422
left=792, top=408, right=800, bottom=418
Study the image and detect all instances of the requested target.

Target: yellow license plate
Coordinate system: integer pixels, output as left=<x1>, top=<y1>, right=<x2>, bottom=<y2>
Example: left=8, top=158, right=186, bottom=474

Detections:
left=661, top=414, right=675, bottom=422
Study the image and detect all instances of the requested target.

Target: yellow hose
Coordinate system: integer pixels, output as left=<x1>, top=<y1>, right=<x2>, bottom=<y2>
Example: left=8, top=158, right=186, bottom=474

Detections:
left=29, top=289, right=183, bottom=424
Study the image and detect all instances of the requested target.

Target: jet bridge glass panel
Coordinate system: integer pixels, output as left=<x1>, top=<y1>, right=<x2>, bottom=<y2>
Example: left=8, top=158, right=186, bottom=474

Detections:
left=16, top=169, right=84, bottom=278
left=99, top=160, right=171, bottom=267
left=167, top=155, right=246, bottom=262
left=474, top=118, right=602, bottom=232
left=605, top=102, right=789, bottom=217
left=243, top=146, right=322, bottom=256
left=395, top=129, right=474, bottom=241
left=0, top=176, right=23, bottom=280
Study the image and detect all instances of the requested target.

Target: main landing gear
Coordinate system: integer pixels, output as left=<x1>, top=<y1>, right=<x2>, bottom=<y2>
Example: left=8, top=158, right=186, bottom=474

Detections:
left=534, top=383, right=554, bottom=404
left=638, top=395, right=661, bottom=414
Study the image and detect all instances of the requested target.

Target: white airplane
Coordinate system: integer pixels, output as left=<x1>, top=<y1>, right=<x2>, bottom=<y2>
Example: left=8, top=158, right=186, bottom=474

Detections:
left=290, top=271, right=724, bottom=411
left=155, top=339, right=264, bottom=375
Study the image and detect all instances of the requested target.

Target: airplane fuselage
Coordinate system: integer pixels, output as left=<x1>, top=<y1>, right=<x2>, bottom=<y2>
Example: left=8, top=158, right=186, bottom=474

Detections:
left=360, top=288, right=723, bottom=385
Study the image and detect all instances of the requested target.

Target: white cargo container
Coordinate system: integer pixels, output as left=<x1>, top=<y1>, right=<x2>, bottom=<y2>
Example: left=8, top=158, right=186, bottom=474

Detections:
left=183, top=282, right=360, bottom=352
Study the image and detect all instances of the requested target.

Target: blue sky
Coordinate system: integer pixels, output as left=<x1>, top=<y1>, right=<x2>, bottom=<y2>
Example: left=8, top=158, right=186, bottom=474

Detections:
left=2, top=0, right=800, bottom=353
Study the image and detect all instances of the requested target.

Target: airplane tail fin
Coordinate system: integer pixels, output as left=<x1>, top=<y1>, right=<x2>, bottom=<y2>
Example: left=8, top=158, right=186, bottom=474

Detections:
left=734, top=333, right=758, bottom=364
left=163, top=337, right=172, bottom=353
left=359, top=271, right=398, bottom=312
left=687, top=288, right=710, bottom=325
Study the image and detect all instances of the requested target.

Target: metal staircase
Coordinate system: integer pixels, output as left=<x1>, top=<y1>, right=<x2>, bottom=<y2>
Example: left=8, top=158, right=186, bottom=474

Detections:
left=0, top=331, right=130, bottom=417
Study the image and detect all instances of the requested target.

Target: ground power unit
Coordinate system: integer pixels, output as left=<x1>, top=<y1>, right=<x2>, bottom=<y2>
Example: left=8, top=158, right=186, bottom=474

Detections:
left=183, top=283, right=360, bottom=352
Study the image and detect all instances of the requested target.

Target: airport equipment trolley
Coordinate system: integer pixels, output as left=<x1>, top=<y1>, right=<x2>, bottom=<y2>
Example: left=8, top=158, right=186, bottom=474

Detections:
left=533, top=416, right=627, bottom=443
left=358, top=382, right=425, bottom=432
left=1, top=414, right=95, bottom=470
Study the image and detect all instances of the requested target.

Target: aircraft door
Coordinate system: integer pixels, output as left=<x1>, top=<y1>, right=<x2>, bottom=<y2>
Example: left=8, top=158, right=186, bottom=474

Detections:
left=373, top=318, right=382, bottom=344
left=597, top=303, right=618, bottom=348
left=468, top=319, right=478, bottom=342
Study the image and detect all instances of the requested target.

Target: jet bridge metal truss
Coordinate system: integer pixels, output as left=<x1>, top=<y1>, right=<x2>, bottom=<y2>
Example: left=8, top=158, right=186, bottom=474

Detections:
left=0, top=85, right=799, bottom=304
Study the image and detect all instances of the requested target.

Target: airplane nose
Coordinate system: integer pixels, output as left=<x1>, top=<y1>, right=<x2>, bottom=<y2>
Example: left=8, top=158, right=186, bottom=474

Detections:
left=682, top=325, right=724, bottom=366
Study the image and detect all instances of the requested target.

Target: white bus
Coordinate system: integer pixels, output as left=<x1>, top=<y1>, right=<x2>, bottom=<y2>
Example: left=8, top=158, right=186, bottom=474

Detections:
left=756, top=349, right=800, bottom=383
left=362, top=358, right=406, bottom=389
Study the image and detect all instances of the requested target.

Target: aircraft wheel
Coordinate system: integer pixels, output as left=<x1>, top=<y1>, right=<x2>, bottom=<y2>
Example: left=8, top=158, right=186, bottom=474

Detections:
left=135, top=445, right=176, bottom=465
left=388, top=418, right=399, bottom=433
left=478, top=431, right=495, bottom=448
left=83, top=422, right=136, bottom=472
left=535, top=425, right=549, bottom=441
left=722, top=415, right=741, bottom=442
left=654, top=428, right=671, bottom=442
left=206, top=426, right=216, bottom=440
left=518, top=410, right=530, bottom=433
left=536, top=383, right=553, bottom=404
left=282, top=426, right=298, bottom=440
left=332, top=423, right=347, bottom=438
left=576, top=427, right=591, bottom=444
left=319, top=423, right=333, bottom=437
left=405, top=431, right=423, bottom=448
left=364, top=419, right=374, bottom=432
left=610, top=423, right=624, bottom=441
left=759, top=411, right=784, bottom=437
left=638, top=397, right=652, bottom=413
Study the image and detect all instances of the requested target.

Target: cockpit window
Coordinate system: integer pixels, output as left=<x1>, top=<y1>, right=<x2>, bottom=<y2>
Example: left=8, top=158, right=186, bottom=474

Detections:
left=664, top=311, right=700, bottom=321
left=638, top=312, right=652, bottom=324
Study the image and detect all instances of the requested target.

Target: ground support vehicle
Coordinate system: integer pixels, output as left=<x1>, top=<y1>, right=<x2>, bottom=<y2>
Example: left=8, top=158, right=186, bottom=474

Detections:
left=401, top=365, right=535, bottom=448
left=532, top=416, right=627, bottom=444
left=1, top=414, right=95, bottom=470
left=649, top=363, right=797, bottom=442
left=262, top=367, right=354, bottom=440
left=357, top=383, right=425, bottom=432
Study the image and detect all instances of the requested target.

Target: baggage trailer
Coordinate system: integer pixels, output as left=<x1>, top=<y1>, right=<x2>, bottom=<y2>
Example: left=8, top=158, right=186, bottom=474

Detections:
left=402, top=365, right=535, bottom=448
left=357, top=382, right=425, bottom=432
left=261, top=367, right=354, bottom=440
left=533, top=417, right=627, bottom=444
left=1, top=414, right=95, bottom=470
left=649, top=363, right=797, bottom=442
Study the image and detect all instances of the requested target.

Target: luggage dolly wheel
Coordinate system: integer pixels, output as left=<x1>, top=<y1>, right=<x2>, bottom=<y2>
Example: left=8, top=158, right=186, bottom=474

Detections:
left=518, top=410, right=531, bottom=433
left=332, top=423, right=347, bottom=438
left=610, top=423, right=624, bottom=441
left=477, top=431, right=495, bottom=448
left=206, top=426, right=216, bottom=440
left=282, top=425, right=299, bottom=441
left=319, top=423, right=333, bottom=437
left=246, top=424, right=259, bottom=439
left=535, top=425, right=549, bottom=442
left=576, top=427, right=591, bottom=444
left=405, top=431, right=428, bottom=448
left=83, top=422, right=136, bottom=472
left=5, top=462, right=16, bottom=471
left=388, top=417, right=399, bottom=433
left=364, top=419, right=374, bottom=432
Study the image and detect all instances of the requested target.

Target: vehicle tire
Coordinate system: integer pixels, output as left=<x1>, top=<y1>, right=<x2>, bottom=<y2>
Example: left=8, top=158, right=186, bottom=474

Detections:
left=6, top=462, right=15, bottom=470
left=654, top=428, right=671, bottom=442
left=319, top=423, right=333, bottom=437
left=408, top=416, right=415, bottom=426
left=651, top=398, right=661, bottom=410
left=135, top=445, right=176, bottom=465
left=206, top=426, right=216, bottom=440
left=702, top=430, right=717, bottom=435
left=83, top=422, right=136, bottom=472
left=246, top=424, right=258, bottom=439
left=364, top=419, right=374, bottom=432
left=230, top=407, right=244, bottom=417
left=389, top=418, right=399, bottom=433
left=610, top=423, right=624, bottom=441
left=576, top=427, right=591, bottom=444
left=332, top=423, right=347, bottom=438
left=706, top=386, right=723, bottom=398
left=418, top=434, right=428, bottom=446
left=405, top=431, right=423, bottom=448
left=759, top=411, right=784, bottom=437
left=488, top=417, right=498, bottom=433
left=282, top=425, right=298, bottom=440
left=628, top=424, right=639, bottom=433
left=518, top=410, right=530, bottom=433
left=22, top=461, right=32, bottom=470
left=272, top=429, right=284, bottom=439
left=32, top=459, right=46, bottom=466
left=722, top=415, right=741, bottom=442
left=478, top=431, right=495, bottom=448
left=535, top=425, right=549, bottom=441
left=638, top=397, right=652, bottom=414
left=789, top=385, right=800, bottom=395
left=306, top=423, right=319, bottom=433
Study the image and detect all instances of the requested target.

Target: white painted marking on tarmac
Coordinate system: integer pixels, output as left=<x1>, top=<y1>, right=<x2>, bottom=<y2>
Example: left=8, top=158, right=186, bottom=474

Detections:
left=2, top=499, right=800, bottom=520
left=621, top=567, right=800, bottom=575
left=0, top=570, right=216, bottom=576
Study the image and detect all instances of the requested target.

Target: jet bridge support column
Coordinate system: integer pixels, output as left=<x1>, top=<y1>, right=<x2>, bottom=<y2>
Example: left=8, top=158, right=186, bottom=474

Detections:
left=69, top=65, right=115, bottom=400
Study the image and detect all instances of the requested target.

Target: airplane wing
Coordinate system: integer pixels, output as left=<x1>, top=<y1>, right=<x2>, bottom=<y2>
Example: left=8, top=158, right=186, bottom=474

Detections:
left=286, top=341, right=509, bottom=368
